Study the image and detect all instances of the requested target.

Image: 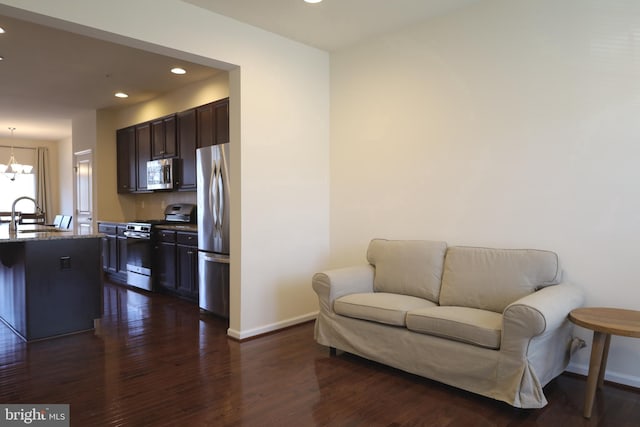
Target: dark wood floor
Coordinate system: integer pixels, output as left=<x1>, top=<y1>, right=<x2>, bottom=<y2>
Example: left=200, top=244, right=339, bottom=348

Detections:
left=1, top=281, right=639, bottom=426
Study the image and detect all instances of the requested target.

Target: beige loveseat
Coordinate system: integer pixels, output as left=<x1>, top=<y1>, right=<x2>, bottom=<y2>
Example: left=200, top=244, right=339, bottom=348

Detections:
left=312, top=239, right=584, bottom=408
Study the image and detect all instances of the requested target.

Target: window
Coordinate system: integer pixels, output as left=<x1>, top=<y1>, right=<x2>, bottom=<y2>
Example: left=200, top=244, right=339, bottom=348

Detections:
left=0, top=173, right=37, bottom=212
left=0, top=146, right=37, bottom=212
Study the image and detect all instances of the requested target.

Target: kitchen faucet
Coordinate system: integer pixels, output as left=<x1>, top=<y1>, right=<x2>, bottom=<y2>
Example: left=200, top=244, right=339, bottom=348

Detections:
left=9, top=196, right=42, bottom=233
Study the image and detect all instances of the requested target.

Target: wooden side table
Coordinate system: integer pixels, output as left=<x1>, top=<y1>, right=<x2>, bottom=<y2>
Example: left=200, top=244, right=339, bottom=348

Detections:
left=568, top=307, right=640, bottom=418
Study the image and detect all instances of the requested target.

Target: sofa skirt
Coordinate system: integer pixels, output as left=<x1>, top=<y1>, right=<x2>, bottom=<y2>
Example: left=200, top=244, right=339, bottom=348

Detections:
left=314, top=310, right=576, bottom=408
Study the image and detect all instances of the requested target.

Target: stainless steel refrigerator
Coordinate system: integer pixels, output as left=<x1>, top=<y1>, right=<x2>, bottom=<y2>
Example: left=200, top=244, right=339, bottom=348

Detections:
left=197, top=143, right=230, bottom=318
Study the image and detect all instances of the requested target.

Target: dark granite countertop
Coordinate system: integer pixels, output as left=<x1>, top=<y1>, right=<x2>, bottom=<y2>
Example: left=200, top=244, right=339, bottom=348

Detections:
left=155, top=224, right=198, bottom=233
left=0, top=223, right=102, bottom=242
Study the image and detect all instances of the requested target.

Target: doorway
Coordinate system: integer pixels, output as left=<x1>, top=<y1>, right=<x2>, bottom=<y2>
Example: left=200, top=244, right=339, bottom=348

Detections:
left=74, top=149, right=93, bottom=231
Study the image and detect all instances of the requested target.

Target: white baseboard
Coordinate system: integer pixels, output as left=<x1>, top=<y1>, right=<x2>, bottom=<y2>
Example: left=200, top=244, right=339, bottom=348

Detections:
left=227, top=311, right=318, bottom=341
left=566, top=362, right=640, bottom=389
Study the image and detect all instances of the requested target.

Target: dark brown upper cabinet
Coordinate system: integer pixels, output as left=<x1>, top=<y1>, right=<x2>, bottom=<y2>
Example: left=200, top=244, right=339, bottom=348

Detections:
left=197, top=98, right=229, bottom=148
left=177, top=109, right=197, bottom=190
left=196, top=102, right=214, bottom=148
left=213, top=98, right=230, bottom=146
left=151, top=114, right=177, bottom=159
left=136, top=123, right=152, bottom=192
left=116, top=97, right=229, bottom=194
left=116, top=126, right=136, bottom=194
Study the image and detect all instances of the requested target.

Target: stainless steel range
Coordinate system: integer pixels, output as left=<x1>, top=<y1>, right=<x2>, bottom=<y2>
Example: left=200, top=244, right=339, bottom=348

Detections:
left=124, top=203, right=196, bottom=291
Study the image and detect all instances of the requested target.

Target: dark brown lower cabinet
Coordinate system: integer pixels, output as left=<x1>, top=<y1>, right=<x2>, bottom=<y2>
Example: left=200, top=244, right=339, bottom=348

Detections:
left=176, top=232, right=198, bottom=298
left=117, top=233, right=128, bottom=274
left=154, top=230, right=177, bottom=292
left=98, top=222, right=127, bottom=284
left=153, top=229, right=198, bottom=302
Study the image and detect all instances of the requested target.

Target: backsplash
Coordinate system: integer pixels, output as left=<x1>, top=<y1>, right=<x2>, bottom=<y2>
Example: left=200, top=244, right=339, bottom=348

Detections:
left=135, top=191, right=196, bottom=220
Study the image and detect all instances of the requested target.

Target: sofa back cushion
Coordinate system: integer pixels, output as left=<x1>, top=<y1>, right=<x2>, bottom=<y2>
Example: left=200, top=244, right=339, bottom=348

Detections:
left=439, top=246, right=562, bottom=313
left=366, top=239, right=447, bottom=303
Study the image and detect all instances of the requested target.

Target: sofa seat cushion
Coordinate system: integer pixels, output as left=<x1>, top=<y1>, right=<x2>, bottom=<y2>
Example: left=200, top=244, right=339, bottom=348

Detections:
left=334, top=292, right=437, bottom=326
left=366, top=239, right=448, bottom=303
left=406, top=306, right=503, bottom=349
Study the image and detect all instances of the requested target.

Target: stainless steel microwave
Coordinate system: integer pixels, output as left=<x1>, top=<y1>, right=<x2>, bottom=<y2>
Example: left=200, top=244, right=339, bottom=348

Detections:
left=147, top=158, right=176, bottom=190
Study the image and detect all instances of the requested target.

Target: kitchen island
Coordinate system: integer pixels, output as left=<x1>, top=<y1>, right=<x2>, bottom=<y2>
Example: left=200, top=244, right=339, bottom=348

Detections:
left=0, top=224, right=103, bottom=341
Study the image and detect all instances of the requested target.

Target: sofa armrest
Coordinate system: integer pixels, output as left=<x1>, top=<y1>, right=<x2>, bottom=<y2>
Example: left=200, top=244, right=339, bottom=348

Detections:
left=312, top=265, right=375, bottom=313
left=501, top=282, right=584, bottom=353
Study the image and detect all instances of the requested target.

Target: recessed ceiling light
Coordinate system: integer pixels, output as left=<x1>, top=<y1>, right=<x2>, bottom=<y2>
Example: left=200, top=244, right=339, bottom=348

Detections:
left=171, top=67, right=186, bottom=75
left=304, top=0, right=323, bottom=3
left=114, top=92, right=129, bottom=98
left=0, top=27, right=5, bottom=34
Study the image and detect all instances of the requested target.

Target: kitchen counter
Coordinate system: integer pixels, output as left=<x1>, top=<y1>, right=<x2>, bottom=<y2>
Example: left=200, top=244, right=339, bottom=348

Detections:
left=0, top=223, right=103, bottom=341
left=96, top=221, right=198, bottom=233
left=97, top=220, right=127, bottom=225
left=0, top=223, right=103, bottom=242
left=155, top=223, right=198, bottom=232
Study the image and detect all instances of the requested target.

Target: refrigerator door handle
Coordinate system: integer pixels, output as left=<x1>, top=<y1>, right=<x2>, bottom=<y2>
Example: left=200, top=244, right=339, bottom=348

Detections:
left=201, top=253, right=230, bottom=264
left=217, top=171, right=224, bottom=229
left=210, top=164, right=217, bottom=227
left=211, top=156, right=225, bottom=231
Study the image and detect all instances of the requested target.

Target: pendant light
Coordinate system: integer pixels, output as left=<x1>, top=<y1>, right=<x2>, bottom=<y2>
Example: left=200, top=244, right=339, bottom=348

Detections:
left=0, top=127, right=33, bottom=181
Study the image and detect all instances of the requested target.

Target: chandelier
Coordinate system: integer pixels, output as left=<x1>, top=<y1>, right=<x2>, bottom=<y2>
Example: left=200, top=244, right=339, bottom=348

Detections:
left=0, top=127, right=33, bottom=181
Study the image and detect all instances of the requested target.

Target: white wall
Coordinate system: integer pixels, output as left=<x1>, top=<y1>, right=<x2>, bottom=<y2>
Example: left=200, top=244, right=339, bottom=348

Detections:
left=0, top=0, right=330, bottom=339
left=331, top=0, right=640, bottom=386
left=57, top=136, right=73, bottom=215
left=93, top=109, right=120, bottom=224
left=71, top=110, right=99, bottom=229
left=112, top=72, right=229, bottom=128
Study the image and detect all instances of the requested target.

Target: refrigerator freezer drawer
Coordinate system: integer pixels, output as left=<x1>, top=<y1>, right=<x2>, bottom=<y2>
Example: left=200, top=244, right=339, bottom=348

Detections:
left=198, top=252, right=230, bottom=318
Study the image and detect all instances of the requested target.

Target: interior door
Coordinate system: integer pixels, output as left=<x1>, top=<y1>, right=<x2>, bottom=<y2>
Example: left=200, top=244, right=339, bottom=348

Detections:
left=75, top=149, right=93, bottom=232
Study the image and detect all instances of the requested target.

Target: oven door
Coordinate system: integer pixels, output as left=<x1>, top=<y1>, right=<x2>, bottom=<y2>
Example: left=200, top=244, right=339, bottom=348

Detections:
left=124, top=232, right=153, bottom=291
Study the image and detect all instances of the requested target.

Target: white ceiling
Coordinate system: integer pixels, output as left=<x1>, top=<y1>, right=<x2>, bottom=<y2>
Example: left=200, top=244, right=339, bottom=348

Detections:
left=183, top=0, right=482, bottom=51
left=0, top=15, right=223, bottom=141
left=0, top=0, right=481, bottom=141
